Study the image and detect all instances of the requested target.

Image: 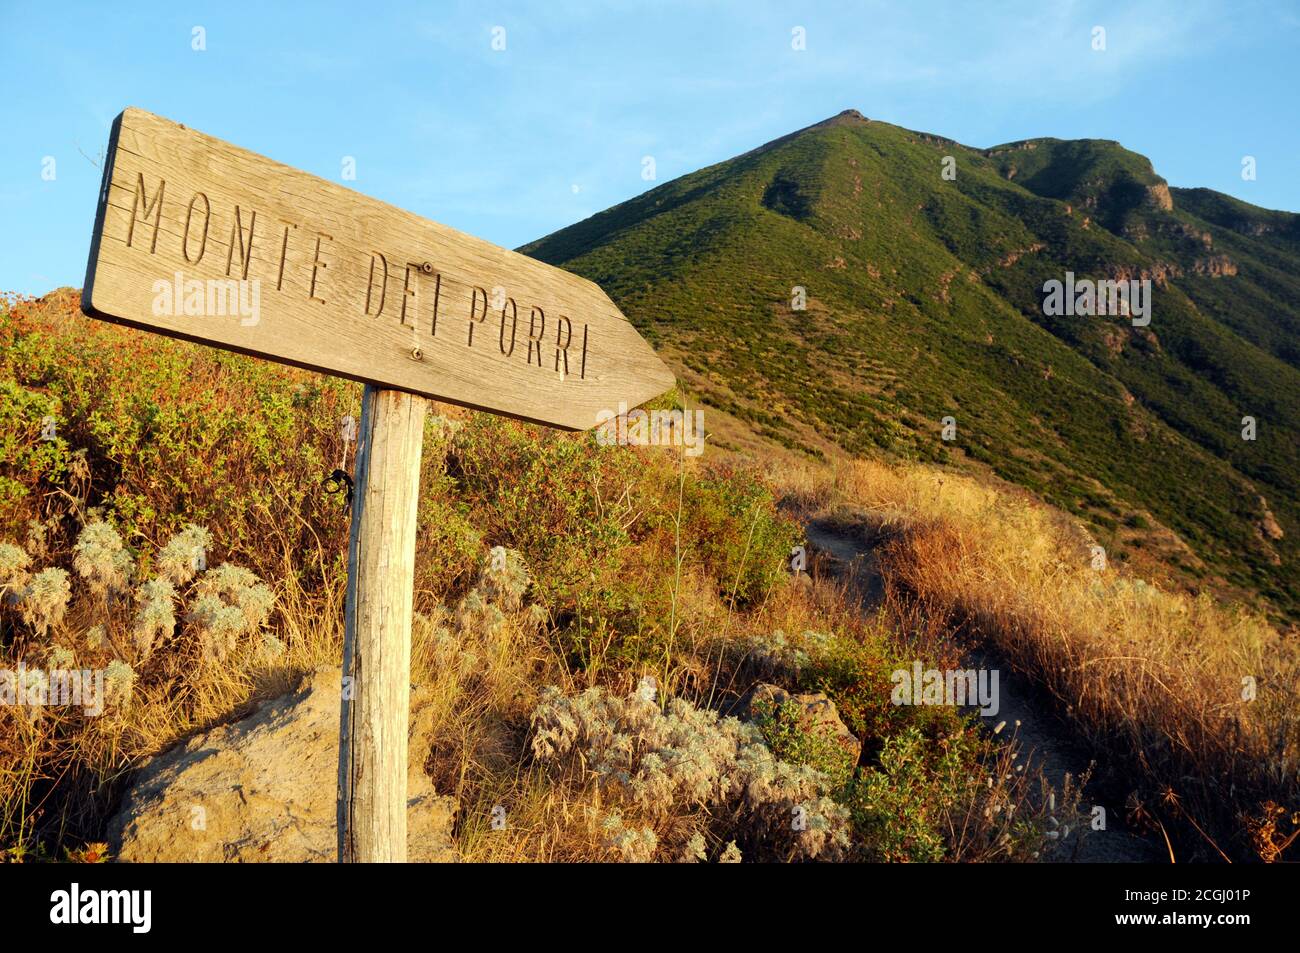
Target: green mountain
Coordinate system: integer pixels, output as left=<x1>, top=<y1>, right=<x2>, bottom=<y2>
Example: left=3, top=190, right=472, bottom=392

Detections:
left=521, top=110, right=1300, bottom=621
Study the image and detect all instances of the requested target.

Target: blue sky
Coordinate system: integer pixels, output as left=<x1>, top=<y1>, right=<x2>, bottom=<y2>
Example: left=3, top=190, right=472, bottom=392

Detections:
left=2, top=0, right=1297, bottom=296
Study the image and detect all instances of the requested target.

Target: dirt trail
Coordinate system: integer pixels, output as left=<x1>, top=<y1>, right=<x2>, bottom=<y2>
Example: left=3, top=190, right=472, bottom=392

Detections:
left=804, top=519, right=1162, bottom=863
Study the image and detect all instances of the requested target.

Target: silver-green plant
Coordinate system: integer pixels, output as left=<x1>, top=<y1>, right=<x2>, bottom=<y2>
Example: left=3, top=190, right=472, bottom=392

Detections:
left=480, top=546, right=530, bottom=610
left=47, top=645, right=74, bottom=670
left=188, top=594, right=248, bottom=664
left=235, top=583, right=276, bottom=631
left=156, top=524, right=213, bottom=586
left=132, top=578, right=177, bottom=661
left=454, top=547, right=530, bottom=637
left=681, top=832, right=707, bottom=863
left=104, top=659, right=136, bottom=709
left=601, top=813, right=658, bottom=863
left=72, top=521, right=133, bottom=596
left=257, top=632, right=286, bottom=661
left=0, top=542, right=31, bottom=603
left=196, top=562, right=259, bottom=600
left=187, top=563, right=275, bottom=664
left=21, top=567, right=71, bottom=639
left=531, top=685, right=850, bottom=861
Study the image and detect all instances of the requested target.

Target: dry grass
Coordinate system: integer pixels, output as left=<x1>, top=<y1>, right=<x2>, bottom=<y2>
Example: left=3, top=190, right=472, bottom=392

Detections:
left=0, top=448, right=1091, bottom=864
left=0, top=531, right=347, bottom=857
left=774, top=456, right=1300, bottom=861
left=0, top=291, right=1127, bottom=863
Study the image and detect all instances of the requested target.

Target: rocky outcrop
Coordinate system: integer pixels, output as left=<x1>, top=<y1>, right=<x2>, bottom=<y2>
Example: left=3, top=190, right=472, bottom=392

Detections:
left=1169, top=222, right=1213, bottom=248
left=741, top=683, right=862, bottom=761
left=1234, top=221, right=1275, bottom=237
left=1101, top=326, right=1128, bottom=357
left=1126, top=220, right=1213, bottom=248
left=1145, top=182, right=1174, bottom=211
left=983, top=242, right=1045, bottom=273
left=107, top=668, right=457, bottom=862
left=1107, top=262, right=1179, bottom=288
left=1106, top=255, right=1237, bottom=287
left=1259, top=496, right=1284, bottom=541
left=828, top=108, right=869, bottom=125
left=1190, top=255, right=1238, bottom=277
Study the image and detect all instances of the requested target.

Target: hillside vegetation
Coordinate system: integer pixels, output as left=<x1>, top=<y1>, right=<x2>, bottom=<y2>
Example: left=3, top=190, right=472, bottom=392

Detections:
left=0, top=290, right=1295, bottom=862
left=521, top=110, right=1300, bottom=623
left=0, top=290, right=1064, bottom=863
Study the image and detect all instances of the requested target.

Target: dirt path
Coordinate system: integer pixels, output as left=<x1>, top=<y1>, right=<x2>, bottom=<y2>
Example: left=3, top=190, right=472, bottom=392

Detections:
left=805, top=519, right=1162, bottom=863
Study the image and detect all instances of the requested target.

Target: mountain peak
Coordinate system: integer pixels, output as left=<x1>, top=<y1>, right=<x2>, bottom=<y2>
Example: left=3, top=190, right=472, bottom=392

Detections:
left=723, top=108, right=874, bottom=166
left=522, top=113, right=1300, bottom=621
left=822, top=108, right=870, bottom=125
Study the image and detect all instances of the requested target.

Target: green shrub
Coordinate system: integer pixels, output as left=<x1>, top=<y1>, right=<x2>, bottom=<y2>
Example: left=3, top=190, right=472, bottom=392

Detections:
left=680, top=470, right=799, bottom=609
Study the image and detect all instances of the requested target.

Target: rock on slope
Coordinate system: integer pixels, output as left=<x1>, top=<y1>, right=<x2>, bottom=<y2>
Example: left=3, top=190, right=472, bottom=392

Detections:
left=107, top=668, right=457, bottom=862
left=741, top=682, right=862, bottom=762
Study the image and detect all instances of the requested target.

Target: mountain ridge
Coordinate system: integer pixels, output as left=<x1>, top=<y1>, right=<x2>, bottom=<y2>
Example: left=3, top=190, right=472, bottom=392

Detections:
left=520, top=111, right=1300, bottom=621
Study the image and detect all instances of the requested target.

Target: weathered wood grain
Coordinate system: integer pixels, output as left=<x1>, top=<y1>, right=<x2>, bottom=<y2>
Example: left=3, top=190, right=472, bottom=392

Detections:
left=83, top=108, right=674, bottom=430
left=337, top=385, right=427, bottom=863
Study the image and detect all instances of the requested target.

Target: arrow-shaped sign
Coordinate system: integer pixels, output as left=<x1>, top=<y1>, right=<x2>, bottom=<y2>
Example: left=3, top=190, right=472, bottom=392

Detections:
left=83, top=108, right=674, bottom=430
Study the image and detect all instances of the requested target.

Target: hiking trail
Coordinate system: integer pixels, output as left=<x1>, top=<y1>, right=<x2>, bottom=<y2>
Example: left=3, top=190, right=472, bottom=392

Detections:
left=804, top=518, right=1162, bottom=863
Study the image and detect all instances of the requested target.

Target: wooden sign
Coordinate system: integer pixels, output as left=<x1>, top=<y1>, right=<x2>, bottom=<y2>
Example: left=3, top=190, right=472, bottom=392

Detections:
left=82, top=108, right=674, bottom=431
left=82, top=108, right=677, bottom=864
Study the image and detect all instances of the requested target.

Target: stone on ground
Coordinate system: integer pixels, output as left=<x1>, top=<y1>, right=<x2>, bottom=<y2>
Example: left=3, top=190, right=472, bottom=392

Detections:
left=742, top=682, right=862, bottom=761
left=107, top=667, right=456, bottom=862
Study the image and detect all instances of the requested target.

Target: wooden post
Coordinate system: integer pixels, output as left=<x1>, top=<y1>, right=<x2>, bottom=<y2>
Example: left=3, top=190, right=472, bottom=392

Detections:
left=338, top=384, right=428, bottom=863
left=79, top=109, right=675, bottom=862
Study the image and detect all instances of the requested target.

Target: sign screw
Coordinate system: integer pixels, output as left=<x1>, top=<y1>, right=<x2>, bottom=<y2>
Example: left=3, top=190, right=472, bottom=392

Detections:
left=420, top=261, right=434, bottom=275
left=410, top=346, right=424, bottom=361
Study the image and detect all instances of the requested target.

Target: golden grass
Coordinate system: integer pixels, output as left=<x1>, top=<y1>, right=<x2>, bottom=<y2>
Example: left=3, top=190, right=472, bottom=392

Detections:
left=5, top=291, right=1074, bottom=862
left=774, top=456, right=1300, bottom=861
